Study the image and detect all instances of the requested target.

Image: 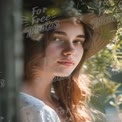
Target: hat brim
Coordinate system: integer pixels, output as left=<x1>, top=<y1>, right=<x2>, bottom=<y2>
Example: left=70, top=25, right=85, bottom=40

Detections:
left=23, top=13, right=117, bottom=59
left=81, top=13, right=117, bottom=59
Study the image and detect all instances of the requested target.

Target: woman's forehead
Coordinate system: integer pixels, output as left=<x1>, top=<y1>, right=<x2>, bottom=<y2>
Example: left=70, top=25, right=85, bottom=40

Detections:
left=58, top=17, right=82, bottom=24
left=55, top=17, right=84, bottom=31
left=55, top=19, right=84, bottom=31
left=53, top=20, right=85, bottom=38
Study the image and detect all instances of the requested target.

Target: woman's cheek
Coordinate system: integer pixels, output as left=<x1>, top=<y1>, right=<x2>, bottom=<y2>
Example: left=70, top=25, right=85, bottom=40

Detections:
left=76, top=51, right=84, bottom=64
left=46, top=43, right=63, bottom=54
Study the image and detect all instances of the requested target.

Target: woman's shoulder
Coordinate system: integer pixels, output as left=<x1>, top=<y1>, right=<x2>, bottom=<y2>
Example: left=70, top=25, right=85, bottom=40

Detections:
left=19, top=92, right=45, bottom=109
left=19, top=92, right=61, bottom=122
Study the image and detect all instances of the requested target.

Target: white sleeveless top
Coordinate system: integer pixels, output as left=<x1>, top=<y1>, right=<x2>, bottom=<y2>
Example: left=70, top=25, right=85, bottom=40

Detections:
left=19, top=92, right=61, bottom=122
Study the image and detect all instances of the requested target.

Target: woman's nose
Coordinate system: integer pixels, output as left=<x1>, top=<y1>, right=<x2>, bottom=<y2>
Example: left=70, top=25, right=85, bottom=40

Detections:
left=62, top=44, right=75, bottom=56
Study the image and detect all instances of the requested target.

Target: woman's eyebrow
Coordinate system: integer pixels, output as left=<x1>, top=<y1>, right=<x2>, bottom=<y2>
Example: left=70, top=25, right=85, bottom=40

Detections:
left=53, top=31, right=67, bottom=36
left=76, top=35, right=86, bottom=39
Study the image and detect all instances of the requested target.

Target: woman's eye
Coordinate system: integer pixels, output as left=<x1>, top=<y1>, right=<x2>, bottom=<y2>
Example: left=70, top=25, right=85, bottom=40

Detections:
left=53, top=37, right=64, bottom=43
left=73, top=40, right=84, bottom=45
left=53, top=37, right=63, bottom=42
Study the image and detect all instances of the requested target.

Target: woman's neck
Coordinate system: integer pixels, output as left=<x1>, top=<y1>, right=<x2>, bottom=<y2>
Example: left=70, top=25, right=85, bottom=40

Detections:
left=21, top=71, right=55, bottom=102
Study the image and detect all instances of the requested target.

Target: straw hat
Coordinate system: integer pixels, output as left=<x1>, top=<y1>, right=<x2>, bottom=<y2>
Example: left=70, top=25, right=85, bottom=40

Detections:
left=80, top=13, right=117, bottom=59
left=23, top=2, right=117, bottom=59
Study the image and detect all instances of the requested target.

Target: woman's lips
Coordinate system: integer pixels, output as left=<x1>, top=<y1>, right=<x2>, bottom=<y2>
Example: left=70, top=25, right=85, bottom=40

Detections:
left=57, top=60, right=74, bottom=67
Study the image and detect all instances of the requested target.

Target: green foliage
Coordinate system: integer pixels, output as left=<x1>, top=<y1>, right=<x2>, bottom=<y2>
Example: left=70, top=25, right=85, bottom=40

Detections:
left=75, top=0, right=122, bottom=120
left=83, top=32, right=122, bottom=120
left=74, top=0, right=122, bottom=27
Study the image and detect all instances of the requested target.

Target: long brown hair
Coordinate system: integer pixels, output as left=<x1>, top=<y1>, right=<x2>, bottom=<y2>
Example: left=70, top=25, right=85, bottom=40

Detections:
left=52, top=20, right=94, bottom=122
left=23, top=18, right=94, bottom=122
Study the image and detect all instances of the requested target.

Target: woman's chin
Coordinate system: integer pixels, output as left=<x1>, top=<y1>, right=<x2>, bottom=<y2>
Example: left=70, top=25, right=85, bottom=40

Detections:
left=55, top=71, right=73, bottom=77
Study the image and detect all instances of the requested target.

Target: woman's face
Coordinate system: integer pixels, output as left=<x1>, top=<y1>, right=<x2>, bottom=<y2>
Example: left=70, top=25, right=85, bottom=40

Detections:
left=41, top=20, right=85, bottom=77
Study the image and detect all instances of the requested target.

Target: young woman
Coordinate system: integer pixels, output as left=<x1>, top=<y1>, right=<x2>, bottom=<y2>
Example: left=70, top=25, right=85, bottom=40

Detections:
left=19, top=10, right=117, bottom=122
